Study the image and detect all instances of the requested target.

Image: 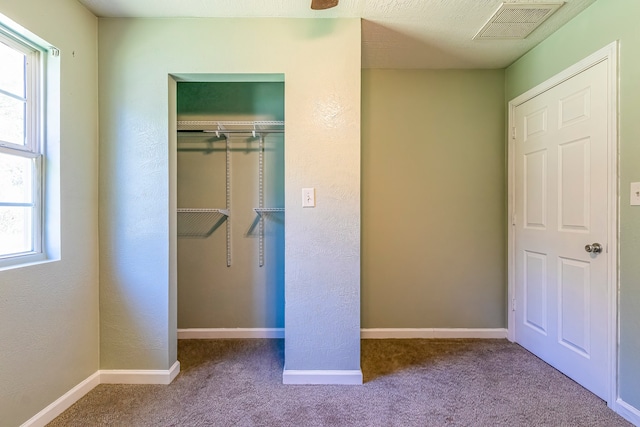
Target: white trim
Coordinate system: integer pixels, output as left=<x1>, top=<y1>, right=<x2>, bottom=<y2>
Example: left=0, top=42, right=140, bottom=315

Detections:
left=20, top=372, right=100, bottom=427
left=20, top=362, right=181, bottom=426
left=507, top=87, right=517, bottom=344
left=177, top=327, right=507, bottom=340
left=361, top=328, right=507, bottom=339
left=177, top=328, right=284, bottom=339
left=605, top=41, right=620, bottom=414
left=507, top=41, right=619, bottom=407
left=614, top=398, right=640, bottom=426
left=100, top=361, right=181, bottom=385
left=282, top=370, right=363, bottom=385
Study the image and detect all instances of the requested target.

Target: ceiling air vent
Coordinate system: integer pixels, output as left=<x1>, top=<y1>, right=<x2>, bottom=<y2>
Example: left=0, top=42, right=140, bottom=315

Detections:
left=474, top=2, right=564, bottom=40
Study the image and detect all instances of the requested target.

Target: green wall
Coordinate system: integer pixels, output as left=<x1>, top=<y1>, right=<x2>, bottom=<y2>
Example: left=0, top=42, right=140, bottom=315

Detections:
left=362, top=69, right=506, bottom=329
left=0, top=2, right=99, bottom=425
left=506, top=0, right=640, bottom=409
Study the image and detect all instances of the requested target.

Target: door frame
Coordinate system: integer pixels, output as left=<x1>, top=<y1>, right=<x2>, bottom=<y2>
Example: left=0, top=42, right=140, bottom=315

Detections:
left=507, top=41, right=619, bottom=406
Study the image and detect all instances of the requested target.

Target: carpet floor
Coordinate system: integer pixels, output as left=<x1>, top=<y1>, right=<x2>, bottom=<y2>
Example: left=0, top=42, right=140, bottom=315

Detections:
left=48, top=339, right=631, bottom=426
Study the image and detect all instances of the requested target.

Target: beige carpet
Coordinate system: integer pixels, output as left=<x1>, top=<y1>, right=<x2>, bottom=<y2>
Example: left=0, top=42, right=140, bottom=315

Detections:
left=48, top=339, right=631, bottom=426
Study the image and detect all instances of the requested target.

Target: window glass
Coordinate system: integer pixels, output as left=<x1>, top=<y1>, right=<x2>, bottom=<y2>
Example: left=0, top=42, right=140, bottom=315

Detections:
left=0, top=206, right=33, bottom=255
left=0, top=152, right=33, bottom=204
left=0, top=30, right=41, bottom=262
left=0, top=93, right=26, bottom=146
left=0, top=40, right=25, bottom=97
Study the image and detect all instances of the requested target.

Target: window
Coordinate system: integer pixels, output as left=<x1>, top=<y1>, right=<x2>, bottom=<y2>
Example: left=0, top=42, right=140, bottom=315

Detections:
left=0, top=29, right=43, bottom=263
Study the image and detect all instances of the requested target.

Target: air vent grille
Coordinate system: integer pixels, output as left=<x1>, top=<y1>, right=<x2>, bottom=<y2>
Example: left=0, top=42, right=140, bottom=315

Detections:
left=474, top=2, right=564, bottom=40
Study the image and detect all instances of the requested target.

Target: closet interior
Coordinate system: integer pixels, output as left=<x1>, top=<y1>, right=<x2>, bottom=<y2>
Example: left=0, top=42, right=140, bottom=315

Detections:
left=176, top=81, right=285, bottom=330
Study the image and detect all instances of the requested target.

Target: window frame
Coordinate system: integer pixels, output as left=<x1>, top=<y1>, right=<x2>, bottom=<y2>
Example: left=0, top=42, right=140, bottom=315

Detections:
left=0, top=27, right=45, bottom=266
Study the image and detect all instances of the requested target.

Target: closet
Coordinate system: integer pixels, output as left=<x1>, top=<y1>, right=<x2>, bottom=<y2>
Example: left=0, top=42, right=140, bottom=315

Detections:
left=176, top=82, right=284, bottom=330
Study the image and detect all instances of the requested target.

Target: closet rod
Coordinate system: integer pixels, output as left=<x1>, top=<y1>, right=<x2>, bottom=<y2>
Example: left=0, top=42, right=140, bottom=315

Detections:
left=178, top=120, right=284, bottom=125
left=178, top=129, right=285, bottom=134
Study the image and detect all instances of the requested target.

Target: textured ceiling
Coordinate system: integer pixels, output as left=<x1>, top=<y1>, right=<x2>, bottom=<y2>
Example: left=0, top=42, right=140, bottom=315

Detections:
left=76, top=0, right=597, bottom=69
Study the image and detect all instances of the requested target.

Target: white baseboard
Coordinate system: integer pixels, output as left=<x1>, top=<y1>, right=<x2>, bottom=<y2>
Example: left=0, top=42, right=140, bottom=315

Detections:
left=20, top=362, right=180, bottom=426
left=100, top=361, right=181, bottom=385
left=178, top=328, right=284, bottom=339
left=178, top=328, right=508, bottom=340
left=614, top=398, right=640, bottom=426
left=360, top=328, right=508, bottom=339
left=20, top=372, right=101, bottom=427
left=282, top=369, right=363, bottom=385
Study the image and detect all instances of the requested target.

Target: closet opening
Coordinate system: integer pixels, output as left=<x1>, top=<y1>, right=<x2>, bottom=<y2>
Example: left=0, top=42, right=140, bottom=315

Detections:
left=174, top=76, right=285, bottom=338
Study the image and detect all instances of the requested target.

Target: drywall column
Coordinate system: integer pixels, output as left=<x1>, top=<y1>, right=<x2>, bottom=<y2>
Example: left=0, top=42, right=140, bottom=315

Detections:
left=282, top=24, right=362, bottom=384
left=98, top=18, right=361, bottom=381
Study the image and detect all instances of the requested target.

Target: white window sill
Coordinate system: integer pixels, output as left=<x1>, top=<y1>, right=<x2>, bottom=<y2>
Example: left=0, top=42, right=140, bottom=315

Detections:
left=0, top=253, right=58, bottom=272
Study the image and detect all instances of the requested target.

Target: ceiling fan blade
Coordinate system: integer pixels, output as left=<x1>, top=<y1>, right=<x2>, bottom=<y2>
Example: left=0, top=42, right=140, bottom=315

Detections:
left=311, top=0, right=339, bottom=10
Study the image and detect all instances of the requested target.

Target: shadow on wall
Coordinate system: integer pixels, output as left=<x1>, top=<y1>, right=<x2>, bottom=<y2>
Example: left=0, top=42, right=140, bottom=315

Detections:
left=178, top=82, right=284, bottom=120
left=361, top=20, right=471, bottom=68
left=297, top=18, right=340, bottom=39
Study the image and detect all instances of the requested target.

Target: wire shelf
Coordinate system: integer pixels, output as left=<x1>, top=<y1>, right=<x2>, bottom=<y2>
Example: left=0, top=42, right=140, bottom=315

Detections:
left=254, top=208, right=285, bottom=216
left=177, top=208, right=229, bottom=238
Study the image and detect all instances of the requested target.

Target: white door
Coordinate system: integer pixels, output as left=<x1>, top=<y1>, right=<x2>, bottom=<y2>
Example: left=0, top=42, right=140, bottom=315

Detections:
left=513, top=60, right=609, bottom=400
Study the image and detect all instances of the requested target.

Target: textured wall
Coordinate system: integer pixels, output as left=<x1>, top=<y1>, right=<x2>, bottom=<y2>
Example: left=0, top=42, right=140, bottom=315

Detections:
left=0, top=2, right=99, bottom=426
left=505, top=0, right=640, bottom=410
left=361, top=69, right=506, bottom=328
left=98, top=18, right=361, bottom=372
left=177, top=82, right=285, bottom=329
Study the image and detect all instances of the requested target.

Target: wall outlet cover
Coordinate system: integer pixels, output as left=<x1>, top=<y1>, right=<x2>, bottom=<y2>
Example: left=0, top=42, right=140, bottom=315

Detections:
left=631, top=182, right=640, bottom=206
left=302, top=188, right=316, bottom=207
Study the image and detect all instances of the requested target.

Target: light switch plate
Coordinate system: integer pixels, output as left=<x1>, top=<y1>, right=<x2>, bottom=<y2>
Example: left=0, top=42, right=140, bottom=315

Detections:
left=302, top=188, right=315, bottom=207
left=631, top=182, right=640, bottom=206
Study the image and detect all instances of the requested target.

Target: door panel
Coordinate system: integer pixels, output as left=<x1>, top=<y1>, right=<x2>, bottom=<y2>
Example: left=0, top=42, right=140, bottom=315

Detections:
left=558, top=257, right=590, bottom=356
left=558, top=137, right=590, bottom=231
left=524, top=150, right=547, bottom=229
left=524, top=107, right=548, bottom=139
left=524, top=250, right=547, bottom=334
left=559, top=88, right=590, bottom=128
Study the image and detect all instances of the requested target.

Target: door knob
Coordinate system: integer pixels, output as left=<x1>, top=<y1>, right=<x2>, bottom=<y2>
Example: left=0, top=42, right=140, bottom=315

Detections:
left=585, top=243, right=603, bottom=254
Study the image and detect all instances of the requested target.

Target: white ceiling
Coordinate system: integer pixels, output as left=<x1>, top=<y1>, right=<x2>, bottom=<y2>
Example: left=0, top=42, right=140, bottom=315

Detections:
left=76, top=0, right=597, bottom=69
